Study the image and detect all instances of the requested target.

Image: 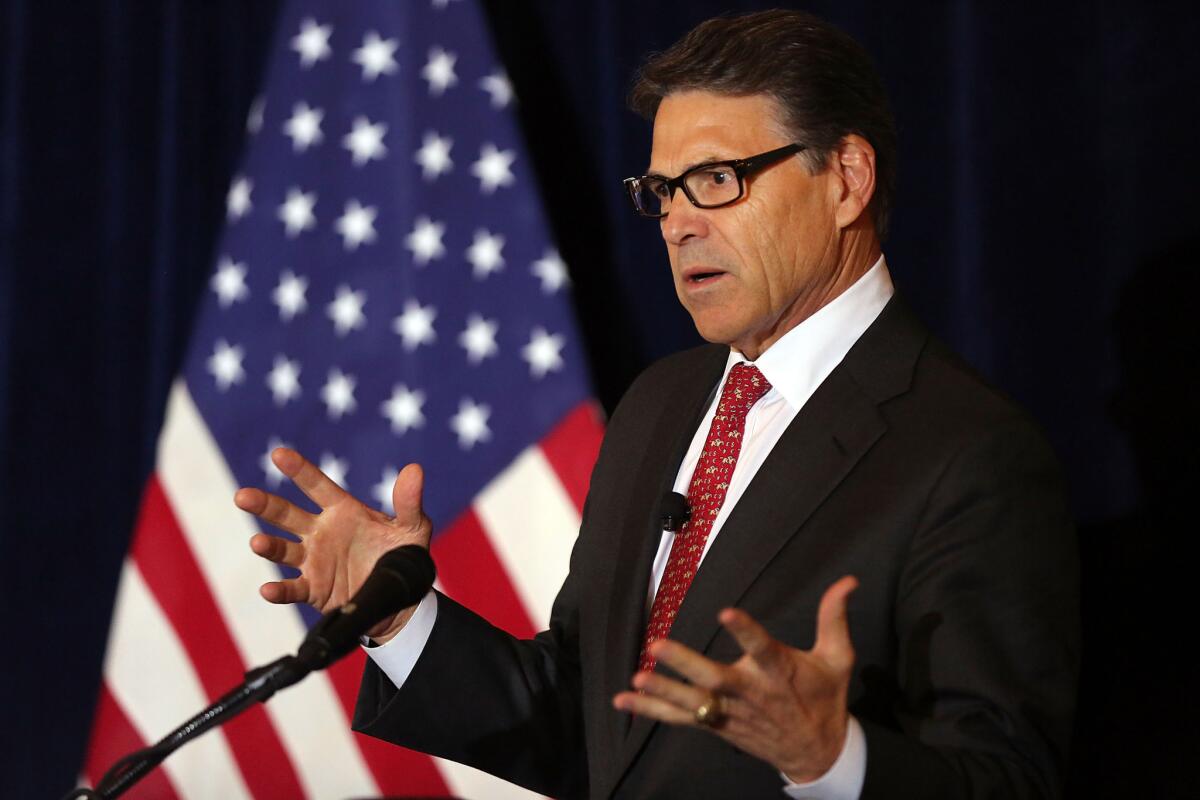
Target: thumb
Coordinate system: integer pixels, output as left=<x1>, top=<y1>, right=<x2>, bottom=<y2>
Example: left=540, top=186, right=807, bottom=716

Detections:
left=391, top=463, right=429, bottom=535
left=812, top=575, right=858, bottom=672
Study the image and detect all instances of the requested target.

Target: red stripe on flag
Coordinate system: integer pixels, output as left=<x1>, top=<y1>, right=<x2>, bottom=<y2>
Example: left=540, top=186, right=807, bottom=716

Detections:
left=131, top=475, right=307, bottom=800
left=83, top=682, right=181, bottom=800
left=538, top=400, right=605, bottom=513
left=325, top=651, right=452, bottom=797
left=433, top=508, right=538, bottom=639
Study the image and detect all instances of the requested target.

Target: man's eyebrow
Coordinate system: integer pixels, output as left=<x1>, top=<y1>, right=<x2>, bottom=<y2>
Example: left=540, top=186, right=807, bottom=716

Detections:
left=645, top=154, right=732, bottom=177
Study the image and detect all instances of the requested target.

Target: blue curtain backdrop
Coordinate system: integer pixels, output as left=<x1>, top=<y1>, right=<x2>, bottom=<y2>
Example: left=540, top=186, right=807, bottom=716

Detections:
left=2, top=1, right=1196, bottom=797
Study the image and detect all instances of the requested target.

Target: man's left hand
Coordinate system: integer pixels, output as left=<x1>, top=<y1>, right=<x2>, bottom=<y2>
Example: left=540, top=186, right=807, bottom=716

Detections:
left=612, top=575, right=858, bottom=782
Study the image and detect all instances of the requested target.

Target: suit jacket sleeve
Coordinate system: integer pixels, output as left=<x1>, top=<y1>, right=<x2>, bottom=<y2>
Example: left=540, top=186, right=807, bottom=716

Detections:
left=354, top=579, right=590, bottom=799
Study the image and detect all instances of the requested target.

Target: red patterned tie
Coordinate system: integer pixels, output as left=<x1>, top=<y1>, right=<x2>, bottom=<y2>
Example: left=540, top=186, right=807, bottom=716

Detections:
left=638, top=363, right=772, bottom=673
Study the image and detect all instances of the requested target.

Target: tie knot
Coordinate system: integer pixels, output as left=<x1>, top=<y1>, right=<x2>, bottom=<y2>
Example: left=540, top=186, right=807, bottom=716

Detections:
left=720, top=363, right=772, bottom=415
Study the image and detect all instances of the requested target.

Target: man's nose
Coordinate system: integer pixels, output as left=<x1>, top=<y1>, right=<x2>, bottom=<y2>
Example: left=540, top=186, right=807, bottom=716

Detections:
left=660, top=192, right=709, bottom=246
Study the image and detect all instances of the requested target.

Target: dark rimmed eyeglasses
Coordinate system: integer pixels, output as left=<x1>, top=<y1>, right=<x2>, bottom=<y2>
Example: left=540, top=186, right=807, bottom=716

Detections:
left=623, top=143, right=806, bottom=219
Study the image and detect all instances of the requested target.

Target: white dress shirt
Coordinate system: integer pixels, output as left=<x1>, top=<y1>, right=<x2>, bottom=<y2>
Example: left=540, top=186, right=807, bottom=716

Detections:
left=369, top=256, right=895, bottom=799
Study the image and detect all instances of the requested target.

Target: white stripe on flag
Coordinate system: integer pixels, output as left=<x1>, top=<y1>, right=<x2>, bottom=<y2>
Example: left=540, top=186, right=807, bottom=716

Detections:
left=157, top=380, right=380, bottom=799
left=435, top=758, right=547, bottom=800
left=474, top=446, right=581, bottom=629
left=104, top=560, right=253, bottom=800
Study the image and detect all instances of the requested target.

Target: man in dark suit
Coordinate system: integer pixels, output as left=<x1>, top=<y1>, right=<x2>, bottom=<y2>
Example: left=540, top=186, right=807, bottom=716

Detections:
left=235, top=10, right=1078, bottom=798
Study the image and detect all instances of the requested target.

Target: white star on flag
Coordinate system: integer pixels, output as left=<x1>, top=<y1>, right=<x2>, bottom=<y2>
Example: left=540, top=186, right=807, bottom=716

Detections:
left=470, top=143, right=516, bottom=193
left=321, top=368, right=358, bottom=419
left=414, top=131, right=453, bottom=180
left=392, top=299, right=437, bottom=350
left=272, top=270, right=309, bottom=321
left=450, top=398, right=492, bottom=449
left=266, top=355, right=301, bottom=406
left=291, top=18, right=332, bottom=68
left=459, top=314, right=499, bottom=363
left=343, top=116, right=388, bottom=166
left=381, top=384, right=426, bottom=434
left=405, top=216, right=446, bottom=265
left=206, top=339, right=245, bottom=391
left=531, top=249, right=570, bottom=293
left=283, top=102, right=325, bottom=152
left=421, top=46, right=458, bottom=95
left=372, top=466, right=399, bottom=513
left=351, top=31, right=398, bottom=81
left=334, top=199, right=378, bottom=250
left=211, top=257, right=249, bottom=308
left=466, top=229, right=505, bottom=279
left=259, top=436, right=291, bottom=487
left=522, top=327, right=566, bottom=378
left=327, top=285, right=367, bottom=336
left=278, top=187, right=317, bottom=236
left=246, top=96, right=265, bottom=135
left=320, top=452, right=349, bottom=488
left=479, top=70, right=514, bottom=109
left=226, top=176, right=253, bottom=221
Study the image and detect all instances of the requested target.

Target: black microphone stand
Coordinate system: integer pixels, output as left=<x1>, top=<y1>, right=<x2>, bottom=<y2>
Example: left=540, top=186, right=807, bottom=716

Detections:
left=65, top=654, right=308, bottom=799
left=65, top=544, right=435, bottom=800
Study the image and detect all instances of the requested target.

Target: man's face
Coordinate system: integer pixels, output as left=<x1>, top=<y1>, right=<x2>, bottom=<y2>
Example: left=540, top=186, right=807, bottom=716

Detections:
left=649, top=91, right=841, bottom=359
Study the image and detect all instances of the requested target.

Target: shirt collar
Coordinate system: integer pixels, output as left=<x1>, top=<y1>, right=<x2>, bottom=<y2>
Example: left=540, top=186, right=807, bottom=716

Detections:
left=724, top=254, right=895, bottom=411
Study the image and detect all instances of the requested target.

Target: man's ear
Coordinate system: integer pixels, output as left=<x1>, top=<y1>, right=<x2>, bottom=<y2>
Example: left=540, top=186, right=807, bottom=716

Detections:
left=829, top=134, right=876, bottom=229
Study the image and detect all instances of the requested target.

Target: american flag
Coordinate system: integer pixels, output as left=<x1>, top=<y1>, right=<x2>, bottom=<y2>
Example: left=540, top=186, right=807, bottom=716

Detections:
left=83, top=1, right=603, bottom=797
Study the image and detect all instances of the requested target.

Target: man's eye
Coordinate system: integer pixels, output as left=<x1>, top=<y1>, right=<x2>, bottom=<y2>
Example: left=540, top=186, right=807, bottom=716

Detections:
left=700, top=167, right=731, bottom=185
left=650, top=182, right=670, bottom=199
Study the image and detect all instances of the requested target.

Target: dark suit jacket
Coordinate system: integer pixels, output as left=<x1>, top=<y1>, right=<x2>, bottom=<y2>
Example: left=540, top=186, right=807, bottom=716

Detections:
left=354, top=297, right=1080, bottom=799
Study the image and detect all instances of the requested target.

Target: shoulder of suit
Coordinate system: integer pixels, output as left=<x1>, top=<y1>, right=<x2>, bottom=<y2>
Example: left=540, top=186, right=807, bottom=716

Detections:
left=604, top=343, right=724, bottom=423
left=841, top=296, right=1052, bottom=448
left=902, top=334, right=1055, bottom=455
left=624, top=343, right=725, bottom=395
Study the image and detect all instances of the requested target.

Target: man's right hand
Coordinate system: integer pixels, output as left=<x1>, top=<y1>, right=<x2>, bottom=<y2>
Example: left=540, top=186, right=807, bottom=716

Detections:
left=234, top=447, right=433, bottom=643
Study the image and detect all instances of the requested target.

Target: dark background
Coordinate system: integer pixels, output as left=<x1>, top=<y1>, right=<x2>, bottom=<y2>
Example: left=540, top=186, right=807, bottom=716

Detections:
left=2, top=1, right=1197, bottom=797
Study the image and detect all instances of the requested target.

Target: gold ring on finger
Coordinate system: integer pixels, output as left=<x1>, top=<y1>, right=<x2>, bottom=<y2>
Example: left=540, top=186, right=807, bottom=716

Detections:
left=693, top=692, right=727, bottom=728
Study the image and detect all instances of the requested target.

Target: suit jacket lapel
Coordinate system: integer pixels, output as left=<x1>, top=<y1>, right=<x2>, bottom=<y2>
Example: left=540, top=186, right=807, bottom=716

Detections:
left=597, top=347, right=727, bottom=769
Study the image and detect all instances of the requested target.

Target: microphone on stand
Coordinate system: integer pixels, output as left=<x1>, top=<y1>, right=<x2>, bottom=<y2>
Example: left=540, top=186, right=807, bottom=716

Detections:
left=296, top=544, right=436, bottom=671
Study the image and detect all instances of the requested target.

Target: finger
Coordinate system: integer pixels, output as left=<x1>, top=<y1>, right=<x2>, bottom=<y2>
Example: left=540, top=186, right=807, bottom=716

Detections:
left=249, top=532, right=305, bottom=568
left=632, top=670, right=715, bottom=714
left=718, top=607, right=786, bottom=672
left=391, top=463, right=428, bottom=532
left=649, top=639, right=731, bottom=692
left=235, top=488, right=318, bottom=537
left=259, top=576, right=310, bottom=605
left=612, top=690, right=697, bottom=727
left=271, top=448, right=346, bottom=508
left=812, top=575, right=858, bottom=670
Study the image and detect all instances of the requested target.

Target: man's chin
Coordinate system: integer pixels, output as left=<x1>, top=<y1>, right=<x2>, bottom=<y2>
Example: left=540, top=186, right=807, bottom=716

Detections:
left=688, top=316, right=746, bottom=349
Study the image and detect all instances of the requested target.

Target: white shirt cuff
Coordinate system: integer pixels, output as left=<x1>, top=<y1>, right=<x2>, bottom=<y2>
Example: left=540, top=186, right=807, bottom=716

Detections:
left=780, top=715, right=866, bottom=799
left=362, top=589, right=438, bottom=688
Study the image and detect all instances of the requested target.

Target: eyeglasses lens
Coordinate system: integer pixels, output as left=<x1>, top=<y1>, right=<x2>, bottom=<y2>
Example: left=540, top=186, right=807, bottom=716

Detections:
left=634, top=179, right=669, bottom=217
left=684, top=165, right=740, bottom=207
